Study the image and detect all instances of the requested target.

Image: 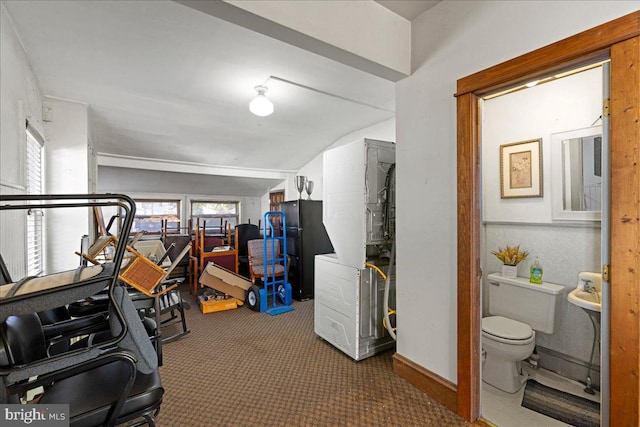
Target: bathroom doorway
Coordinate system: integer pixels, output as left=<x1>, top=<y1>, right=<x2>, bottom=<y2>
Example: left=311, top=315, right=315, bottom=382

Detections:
left=478, top=62, right=608, bottom=427
left=455, top=12, right=640, bottom=426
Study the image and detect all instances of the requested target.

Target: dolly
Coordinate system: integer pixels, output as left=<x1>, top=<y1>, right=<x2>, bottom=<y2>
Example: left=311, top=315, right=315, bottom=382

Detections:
left=245, top=211, right=294, bottom=315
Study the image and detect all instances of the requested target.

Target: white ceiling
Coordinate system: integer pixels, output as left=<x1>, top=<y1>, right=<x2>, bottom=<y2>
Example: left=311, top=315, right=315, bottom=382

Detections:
left=375, top=0, right=441, bottom=21
left=4, top=1, right=402, bottom=195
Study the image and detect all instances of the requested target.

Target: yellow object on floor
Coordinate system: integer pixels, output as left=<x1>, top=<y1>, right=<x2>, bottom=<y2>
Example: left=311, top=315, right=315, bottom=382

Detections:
left=200, top=296, right=242, bottom=314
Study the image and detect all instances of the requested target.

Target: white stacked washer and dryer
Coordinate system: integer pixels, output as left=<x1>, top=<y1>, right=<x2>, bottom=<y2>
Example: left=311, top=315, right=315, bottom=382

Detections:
left=314, top=138, right=396, bottom=361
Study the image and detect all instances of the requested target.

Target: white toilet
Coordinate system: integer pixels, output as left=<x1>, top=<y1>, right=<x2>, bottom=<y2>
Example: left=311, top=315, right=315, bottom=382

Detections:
left=482, top=273, right=564, bottom=393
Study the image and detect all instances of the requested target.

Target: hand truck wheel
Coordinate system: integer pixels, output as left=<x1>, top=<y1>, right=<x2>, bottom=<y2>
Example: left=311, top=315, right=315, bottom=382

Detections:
left=246, top=285, right=261, bottom=311
left=277, top=283, right=286, bottom=303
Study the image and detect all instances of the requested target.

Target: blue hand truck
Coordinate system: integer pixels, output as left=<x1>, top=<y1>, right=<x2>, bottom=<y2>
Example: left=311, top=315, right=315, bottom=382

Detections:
left=246, top=211, right=294, bottom=315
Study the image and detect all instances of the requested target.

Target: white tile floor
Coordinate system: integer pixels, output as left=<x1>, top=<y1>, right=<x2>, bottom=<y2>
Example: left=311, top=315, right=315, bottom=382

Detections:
left=481, top=365, right=600, bottom=426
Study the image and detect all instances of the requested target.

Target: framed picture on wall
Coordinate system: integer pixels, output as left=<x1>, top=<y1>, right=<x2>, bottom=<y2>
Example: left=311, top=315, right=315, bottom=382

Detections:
left=499, top=138, right=543, bottom=198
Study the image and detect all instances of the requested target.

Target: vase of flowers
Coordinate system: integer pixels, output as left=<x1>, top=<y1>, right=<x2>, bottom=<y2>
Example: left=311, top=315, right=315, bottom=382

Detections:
left=492, top=245, right=528, bottom=278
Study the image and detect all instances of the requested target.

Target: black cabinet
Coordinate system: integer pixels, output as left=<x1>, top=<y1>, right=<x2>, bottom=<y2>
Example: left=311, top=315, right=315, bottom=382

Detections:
left=280, top=200, right=333, bottom=300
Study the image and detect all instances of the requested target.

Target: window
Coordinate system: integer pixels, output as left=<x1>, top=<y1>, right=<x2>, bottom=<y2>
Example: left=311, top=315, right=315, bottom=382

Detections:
left=132, top=199, right=181, bottom=234
left=26, top=126, right=44, bottom=276
left=191, top=201, right=238, bottom=233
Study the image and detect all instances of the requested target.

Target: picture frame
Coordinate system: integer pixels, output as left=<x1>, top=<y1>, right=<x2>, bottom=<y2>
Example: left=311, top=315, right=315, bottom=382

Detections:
left=500, top=138, right=543, bottom=198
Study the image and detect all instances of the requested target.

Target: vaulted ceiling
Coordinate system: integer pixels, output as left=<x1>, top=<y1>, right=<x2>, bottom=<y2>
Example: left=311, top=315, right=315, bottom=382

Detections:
left=4, top=1, right=438, bottom=196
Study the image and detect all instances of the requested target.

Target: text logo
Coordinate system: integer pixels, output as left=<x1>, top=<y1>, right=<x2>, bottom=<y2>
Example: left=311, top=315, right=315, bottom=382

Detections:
left=1, top=405, right=69, bottom=426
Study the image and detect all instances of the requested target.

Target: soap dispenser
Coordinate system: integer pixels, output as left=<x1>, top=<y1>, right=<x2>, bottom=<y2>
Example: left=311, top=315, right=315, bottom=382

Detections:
left=530, top=258, right=543, bottom=284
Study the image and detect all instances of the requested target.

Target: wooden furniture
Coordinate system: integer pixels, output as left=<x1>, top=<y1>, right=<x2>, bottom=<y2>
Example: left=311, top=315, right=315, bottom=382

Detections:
left=269, top=191, right=285, bottom=236
left=77, top=235, right=191, bottom=299
left=117, top=246, right=170, bottom=296
left=162, top=234, right=191, bottom=279
left=189, top=218, right=238, bottom=296
left=86, top=207, right=160, bottom=288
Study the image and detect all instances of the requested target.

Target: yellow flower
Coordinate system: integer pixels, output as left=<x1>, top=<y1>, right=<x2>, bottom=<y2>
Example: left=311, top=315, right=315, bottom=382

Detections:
left=492, top=245, right=528, bottom=266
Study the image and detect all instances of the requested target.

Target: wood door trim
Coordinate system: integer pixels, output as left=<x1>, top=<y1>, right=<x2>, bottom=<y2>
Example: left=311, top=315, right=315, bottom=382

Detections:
left=609, top=36, right=640, bottom=427
left=393, top=353, right=458, bottom=412
left=456, top=12, right=640, bottom=97
left=456, top=92, right=481, bottom=420
left=456, top=10, right=640, bottom=424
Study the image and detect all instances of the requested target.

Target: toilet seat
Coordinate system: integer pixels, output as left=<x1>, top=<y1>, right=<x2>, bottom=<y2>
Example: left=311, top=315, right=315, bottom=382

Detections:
left=482, top=316, right=534, bottom=345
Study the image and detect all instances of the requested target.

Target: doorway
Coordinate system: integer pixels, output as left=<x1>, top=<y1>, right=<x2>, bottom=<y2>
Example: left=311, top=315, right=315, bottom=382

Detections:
left=478, top=63, right=607, bottom=426
left=455, top=12, right=640, bottom=426
left=269, top=190, right=285, bottom=235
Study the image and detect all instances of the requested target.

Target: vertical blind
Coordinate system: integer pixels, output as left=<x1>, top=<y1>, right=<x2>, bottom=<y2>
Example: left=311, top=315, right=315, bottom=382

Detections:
left=26, top=127, right=43, bottom=276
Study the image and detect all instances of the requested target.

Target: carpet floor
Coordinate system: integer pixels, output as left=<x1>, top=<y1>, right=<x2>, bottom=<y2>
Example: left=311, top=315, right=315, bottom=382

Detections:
left=155, top=292, right=468, bottom=427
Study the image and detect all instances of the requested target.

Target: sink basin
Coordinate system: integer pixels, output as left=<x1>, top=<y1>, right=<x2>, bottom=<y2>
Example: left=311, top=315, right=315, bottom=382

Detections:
left=568, top=288, right=602, bottom=313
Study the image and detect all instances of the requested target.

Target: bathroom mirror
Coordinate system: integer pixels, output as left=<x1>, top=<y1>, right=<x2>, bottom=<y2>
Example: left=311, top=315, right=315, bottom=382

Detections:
left=551, top=125, right=602, bottom=221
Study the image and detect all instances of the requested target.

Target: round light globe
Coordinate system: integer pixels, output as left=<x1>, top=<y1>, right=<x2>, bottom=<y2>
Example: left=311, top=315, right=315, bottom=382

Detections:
left=249, top=86, right=274, bottom=117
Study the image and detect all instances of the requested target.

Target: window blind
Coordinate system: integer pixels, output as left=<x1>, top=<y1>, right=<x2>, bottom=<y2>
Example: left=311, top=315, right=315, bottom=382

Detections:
left=26, top=127, right=43, bottom=276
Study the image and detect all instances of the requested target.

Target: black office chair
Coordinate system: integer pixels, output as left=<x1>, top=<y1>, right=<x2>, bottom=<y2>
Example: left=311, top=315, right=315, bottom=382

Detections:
left=235, top=224, right=261, bottom=279
left=0, top=286, right=164, bottom=427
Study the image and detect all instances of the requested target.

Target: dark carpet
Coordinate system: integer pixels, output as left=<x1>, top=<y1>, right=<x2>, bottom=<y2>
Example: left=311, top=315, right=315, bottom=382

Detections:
left=156, top=291, right=468, bottom=426
left=521, top=379, right=600, bottom=427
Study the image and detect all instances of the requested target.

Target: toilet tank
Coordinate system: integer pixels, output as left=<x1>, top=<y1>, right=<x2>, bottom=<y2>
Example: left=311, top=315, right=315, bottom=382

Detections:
left=487, top=273, right=565, bottom=334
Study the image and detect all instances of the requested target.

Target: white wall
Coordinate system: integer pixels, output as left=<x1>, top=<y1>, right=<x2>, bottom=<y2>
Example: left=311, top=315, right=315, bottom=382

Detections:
left=0, top=3, right=45, bottom=189
left=87, top=109, right=98, bottom=193
left=287, top=118, right=395, bottom=202
left=0, top=3, right=44, bottom=277
left=44, top=98, right=90, bottom=195
left=1, top=7, right=94, bottom=276
left=43, top=97, right=91, bottom=273
left=396, top=0, right=639, bottom=383
left=98, top=169, right=263, bottom=225
left=225, top=0, right=411, bottom=76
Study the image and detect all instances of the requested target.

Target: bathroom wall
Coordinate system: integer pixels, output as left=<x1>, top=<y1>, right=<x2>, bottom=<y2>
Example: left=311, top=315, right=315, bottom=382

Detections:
left=482, top=67, right=602, bottom=223
left=481, top=67, right=603, bottom=383
left=482, top=224, right=601, bottom=383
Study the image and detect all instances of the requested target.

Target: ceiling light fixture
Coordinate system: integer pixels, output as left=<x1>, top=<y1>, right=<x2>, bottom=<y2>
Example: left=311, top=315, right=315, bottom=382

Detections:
left=248, top=76, right=394, bottom=117
left=249, top=85, right=274, bottom=117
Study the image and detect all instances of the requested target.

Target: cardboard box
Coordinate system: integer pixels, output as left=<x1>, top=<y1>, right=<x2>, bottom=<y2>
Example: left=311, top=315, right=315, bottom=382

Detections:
left=199, top=262, right=251, bottom=302
left=200, top=297, right=240, bottom=314
left=133, top=240, right=172, bottom=268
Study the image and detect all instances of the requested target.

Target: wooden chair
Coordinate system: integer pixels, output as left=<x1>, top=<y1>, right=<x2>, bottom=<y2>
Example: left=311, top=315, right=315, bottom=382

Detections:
left=77, top=236, right=191, bottom=299
left=77, top=239, right=192, bottom=350
left=189, top=218, right=238, bottom=296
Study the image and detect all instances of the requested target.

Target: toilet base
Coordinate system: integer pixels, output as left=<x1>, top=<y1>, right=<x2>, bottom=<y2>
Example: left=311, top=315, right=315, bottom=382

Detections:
left=483, top=358, right=528, bottom=393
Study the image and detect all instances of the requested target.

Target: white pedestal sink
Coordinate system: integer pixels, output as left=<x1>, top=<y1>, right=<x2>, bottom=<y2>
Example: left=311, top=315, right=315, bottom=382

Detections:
left=567, top=271, right=602, bottom=314
left=567, top=272, right=602, bottom=394
left=567, top=288, right=601, bottom=313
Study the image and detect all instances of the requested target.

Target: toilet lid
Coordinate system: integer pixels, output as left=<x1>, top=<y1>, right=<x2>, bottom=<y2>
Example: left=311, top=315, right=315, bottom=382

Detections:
left=482, top=316, right=533, bottom=340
